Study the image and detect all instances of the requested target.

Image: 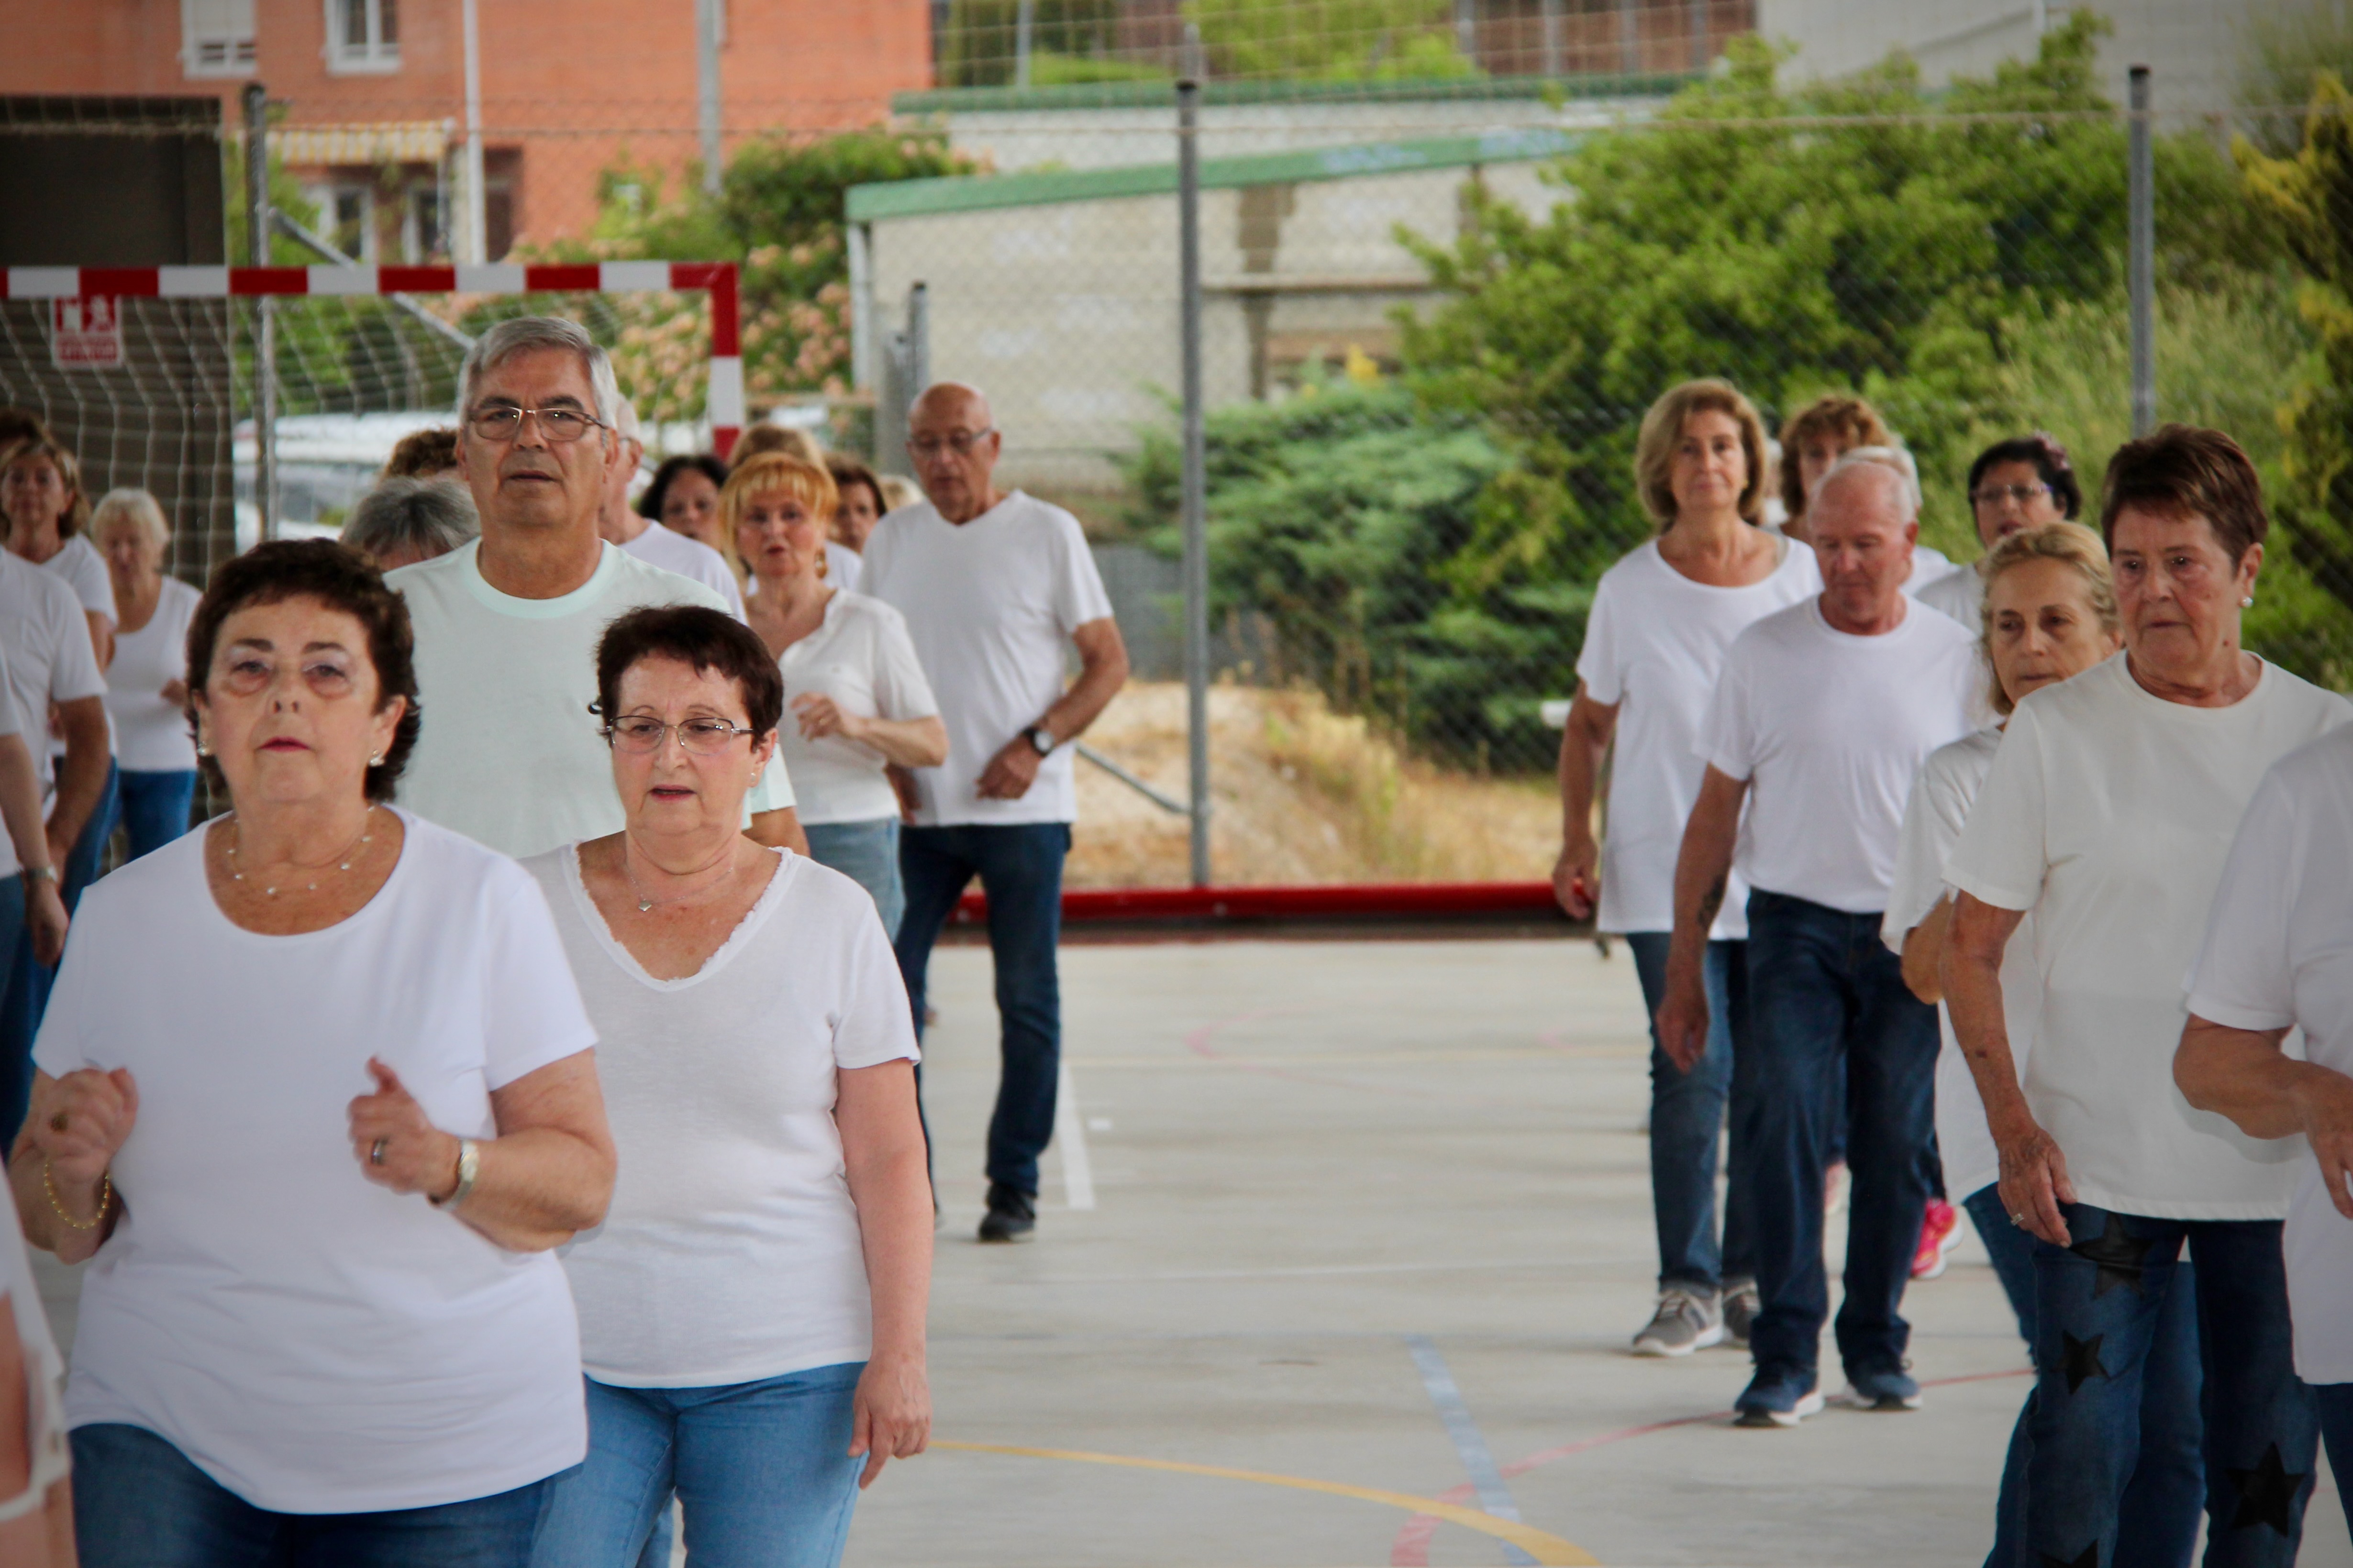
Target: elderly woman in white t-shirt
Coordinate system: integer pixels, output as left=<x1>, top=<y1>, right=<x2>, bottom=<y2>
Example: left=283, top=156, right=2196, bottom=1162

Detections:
left=92, top=489, right=203, bottom=862
left=1884, top=523, right=2199, bottom=1566
left=1554, top=378, right=1818, bottom=1358
left=732, top=453, right=945, bottom=938
left=1944, top=428, right=2349, bottom=1564
left=9, top=538, right=615, bottom=1568
left=524, top=604, right=932, bottom=1568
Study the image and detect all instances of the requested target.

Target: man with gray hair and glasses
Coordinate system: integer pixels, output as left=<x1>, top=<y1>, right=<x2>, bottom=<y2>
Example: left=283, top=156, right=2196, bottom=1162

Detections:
left=389, top=315, right=804, bottom=860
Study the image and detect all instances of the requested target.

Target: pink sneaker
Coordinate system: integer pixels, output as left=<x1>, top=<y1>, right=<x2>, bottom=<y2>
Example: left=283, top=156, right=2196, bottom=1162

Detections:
left=1912, top=1198, right=1961, bottom=1280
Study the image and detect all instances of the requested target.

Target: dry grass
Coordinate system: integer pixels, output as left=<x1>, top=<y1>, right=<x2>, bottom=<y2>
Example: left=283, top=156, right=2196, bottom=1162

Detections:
left=1066, top=681, right=1560, bottom=888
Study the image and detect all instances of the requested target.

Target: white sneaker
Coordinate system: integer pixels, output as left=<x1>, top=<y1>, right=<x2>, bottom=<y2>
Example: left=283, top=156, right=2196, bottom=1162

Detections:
left=1632, top=1287, right=1725, bottom=1357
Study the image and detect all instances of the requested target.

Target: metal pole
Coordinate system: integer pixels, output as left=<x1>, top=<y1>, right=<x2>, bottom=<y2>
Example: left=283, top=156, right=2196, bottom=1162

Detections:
left=461, top=0, right=487, bottom=261
left=1178, top=38, right=1210, bottom=889
left=2128, top=65, right=2155, bottom=437
left=1455, top=0, right=1477, bottom=60
left=1687, top=0, right=1708, bottom=70
left=848, top=221, right=874, bottom=394
left=242, top=82, right=277, bottom=546
left=1541, top=0, right=1564, bottom=77
left=698, top=0, right=723, bottom=197
left=1618, top=0, right=1639, bottom=77
left=1014, top=0, right=1035, bottom=88
left=905, top=281, right=930, bottom=397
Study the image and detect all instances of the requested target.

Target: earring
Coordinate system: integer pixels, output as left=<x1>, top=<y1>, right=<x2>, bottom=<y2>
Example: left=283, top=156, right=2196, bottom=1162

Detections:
left=368, top=753, right=384, bottom=767
left=2242, top=596, right=2255, bottom=608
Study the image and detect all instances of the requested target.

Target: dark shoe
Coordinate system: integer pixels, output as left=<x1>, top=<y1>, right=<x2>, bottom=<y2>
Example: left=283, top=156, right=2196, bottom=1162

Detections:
left=1734, top=1366, right=1823, bottom=1428
left=977, top=1183, right=1037, bottom=1244
left=1841, top=1363, right=1923, bottom=1412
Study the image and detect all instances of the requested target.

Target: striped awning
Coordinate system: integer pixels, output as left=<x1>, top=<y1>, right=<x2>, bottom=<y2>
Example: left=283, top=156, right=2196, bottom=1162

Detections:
left=270, top=121, right=452, bottom=167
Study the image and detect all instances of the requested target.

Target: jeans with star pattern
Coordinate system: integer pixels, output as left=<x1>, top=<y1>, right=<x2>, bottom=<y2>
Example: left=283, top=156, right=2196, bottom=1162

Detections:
left=2023, top=1204, right=2317, bottom=1568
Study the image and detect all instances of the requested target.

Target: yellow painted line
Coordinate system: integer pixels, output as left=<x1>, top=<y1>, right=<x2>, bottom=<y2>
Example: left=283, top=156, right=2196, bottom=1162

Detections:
left=935, top=1439, right=1598, bottom=1566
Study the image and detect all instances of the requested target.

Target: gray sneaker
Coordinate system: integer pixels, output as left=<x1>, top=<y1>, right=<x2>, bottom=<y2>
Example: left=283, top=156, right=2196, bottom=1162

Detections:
left=1722, top=1279, right=1760, bottom=1348
left=1632, top=1287, right=1724, bottom=1357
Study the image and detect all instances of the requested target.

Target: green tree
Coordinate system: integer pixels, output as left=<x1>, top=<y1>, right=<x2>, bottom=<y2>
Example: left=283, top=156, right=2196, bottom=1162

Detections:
left=1184, top=0, right=1475, bottom=81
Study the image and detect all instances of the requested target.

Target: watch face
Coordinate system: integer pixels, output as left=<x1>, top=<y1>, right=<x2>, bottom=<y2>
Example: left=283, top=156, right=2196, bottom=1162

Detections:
left=1030, top=728, right=1054, bottom=755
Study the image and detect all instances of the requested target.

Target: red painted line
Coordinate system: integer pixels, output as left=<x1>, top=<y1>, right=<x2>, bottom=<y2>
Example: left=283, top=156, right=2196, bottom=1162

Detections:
left=1387, top=1368, right=2032, bottom=1565
left=378, top=265, right=458, bottom=293
left=953, top=881, right=1565, bottom=927
left=522, top=264, right=603, bottom=292
left=229, top=267, right=311, bottom=296
left=79, top=268, right=160, bottom=298
left=713, top=425, right=743, bottom=460
left=683, top=262, right=740, bottom=355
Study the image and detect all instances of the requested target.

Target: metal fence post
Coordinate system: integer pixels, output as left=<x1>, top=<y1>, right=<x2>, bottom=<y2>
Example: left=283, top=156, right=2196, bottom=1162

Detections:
left=905, top=280, right=930, bottom=398
left=698, top=0, right=723, bottom=197
left=1178, top=36, right=1210, bottom=889
left=242, top=81, right=276, bottom=546
left=2129, top=64, right=2155, bottom=437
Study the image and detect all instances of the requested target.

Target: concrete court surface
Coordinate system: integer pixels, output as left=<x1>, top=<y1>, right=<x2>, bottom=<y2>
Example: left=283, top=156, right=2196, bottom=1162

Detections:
left=23, top=937, right=2353, bottom=1565
left=852, top=936, right=2353, bottom=1568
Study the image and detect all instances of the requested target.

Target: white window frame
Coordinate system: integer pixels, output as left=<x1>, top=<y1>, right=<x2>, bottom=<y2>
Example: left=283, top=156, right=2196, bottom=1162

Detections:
left=323, top=0, right=400, bottom=74
left=181, top=0, right=257, bottom=78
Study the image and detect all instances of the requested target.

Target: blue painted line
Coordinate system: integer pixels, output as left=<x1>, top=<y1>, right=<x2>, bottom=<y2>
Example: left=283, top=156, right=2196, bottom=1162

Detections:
left=1404, top=1333, right=1538, bottom=1568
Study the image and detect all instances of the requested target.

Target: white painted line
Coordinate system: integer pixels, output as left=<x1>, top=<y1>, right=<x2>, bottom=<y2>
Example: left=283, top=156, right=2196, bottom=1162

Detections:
left=1053, top=1060, right=1097, bottom=1212
left=1405, top=1334, right=1536, bottom=1568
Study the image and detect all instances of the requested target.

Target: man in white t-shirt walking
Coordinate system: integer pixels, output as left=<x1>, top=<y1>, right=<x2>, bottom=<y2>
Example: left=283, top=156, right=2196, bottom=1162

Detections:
left=1658, top=458, right=1979, bottom=1427
left=598, top=398, right=745, bottom=617
left=389, top=317, right=803, bottom=861
left=862, top=383, right=1128, bottom=1244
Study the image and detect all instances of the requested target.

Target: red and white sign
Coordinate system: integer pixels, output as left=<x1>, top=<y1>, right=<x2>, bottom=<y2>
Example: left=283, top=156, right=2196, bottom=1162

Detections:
left=51, top=297, right=123, bottom=369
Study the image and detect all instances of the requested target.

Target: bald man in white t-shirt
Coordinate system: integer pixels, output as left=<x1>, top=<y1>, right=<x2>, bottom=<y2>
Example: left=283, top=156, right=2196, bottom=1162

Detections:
left=1659, top=459, right=1980, bottom=1429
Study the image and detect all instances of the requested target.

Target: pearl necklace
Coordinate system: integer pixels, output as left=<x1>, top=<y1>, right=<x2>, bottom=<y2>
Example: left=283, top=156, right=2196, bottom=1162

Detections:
left=227, top=806, right=377, bottom=896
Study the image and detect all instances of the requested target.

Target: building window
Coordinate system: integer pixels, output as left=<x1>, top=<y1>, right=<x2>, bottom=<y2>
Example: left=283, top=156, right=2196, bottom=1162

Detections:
left=183, top=0, right=257, bottom=77
left=302, top=181, right=378, bottom=262
left=403, top=182, right=444, bottom=263
left=325, top=0, right=400, bottom=73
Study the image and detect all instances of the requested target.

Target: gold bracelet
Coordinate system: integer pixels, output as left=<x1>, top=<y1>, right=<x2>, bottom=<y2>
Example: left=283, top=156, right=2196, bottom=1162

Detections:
left=41, top=1158, right=108, bottom=1232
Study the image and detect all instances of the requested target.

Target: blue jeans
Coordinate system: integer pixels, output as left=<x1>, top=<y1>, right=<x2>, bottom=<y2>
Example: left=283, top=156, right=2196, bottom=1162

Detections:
left=70, top=1422, right=548, bottom=1567
left=1742, top=889, right=1938, bottom=1380
left=0, top=762, right=118, bottom=1148
left=1625, top=932, right=1756, bottom=1292
left=803, top=817, right=904, bottom=939
left=2025, top=1205, right=2316, bottom=1567
left=107, top=766, right=199, bottom=863
left=530, top=1365, right=865, bottom=1568
left=1963, top=1185, right=2202, bottom=1568
left=2314, top=1384, right=2353, bottom=1542
left=0, top=875, right=22, bottom=1148
left=895, top=822, right=1069, bottom=1196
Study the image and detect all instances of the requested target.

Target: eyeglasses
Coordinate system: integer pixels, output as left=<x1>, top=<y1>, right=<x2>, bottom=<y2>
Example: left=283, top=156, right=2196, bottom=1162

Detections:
left=1972, top=481, right=2051, bottom=508
left=466, top=404, right=608, bottom=444
left=908, top=428, right=995, bottom=460
left=602, top=717, right=759, bottom=755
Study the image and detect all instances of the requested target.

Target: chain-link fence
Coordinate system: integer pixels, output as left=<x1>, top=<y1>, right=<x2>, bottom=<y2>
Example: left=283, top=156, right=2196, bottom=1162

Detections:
left=4, top=3, right=2347, bottom=891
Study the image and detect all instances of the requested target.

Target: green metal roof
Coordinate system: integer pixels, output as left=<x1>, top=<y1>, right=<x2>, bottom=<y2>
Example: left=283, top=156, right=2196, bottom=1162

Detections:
left=845, top=125, right=1587, bottom=223
left=890, top=70, right=1698, bottom=116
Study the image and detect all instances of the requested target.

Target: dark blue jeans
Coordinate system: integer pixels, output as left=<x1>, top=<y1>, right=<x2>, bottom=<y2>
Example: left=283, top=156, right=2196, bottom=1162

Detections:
left=71, top=1422, right=549, bottom=1567
left=1742, top=889, right=1938, bottom=1380
left=2025, top=1206, right=2317, bottom=1568
left=107, top=766, right=199, bottom=862
left=1625, top=932, right=1756, bottom=1292
left=1963, top=1184, right=2203, bottom=1568
left=895, top=822, right=1069, bottom=1196
left=0, top=762, right=116, bottom=1150
left=2314, top=1383, right=2353, bottom=1543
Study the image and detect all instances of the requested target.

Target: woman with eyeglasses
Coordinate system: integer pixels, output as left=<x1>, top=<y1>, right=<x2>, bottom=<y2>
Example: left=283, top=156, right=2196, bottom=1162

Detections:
left=14, top=540, right=615, bottom=1567
left=731, top=455, right=945, bottom=937
left=1920, top=434, right=2080, bottom=626
left=524, top=604, right=932, bottom=1568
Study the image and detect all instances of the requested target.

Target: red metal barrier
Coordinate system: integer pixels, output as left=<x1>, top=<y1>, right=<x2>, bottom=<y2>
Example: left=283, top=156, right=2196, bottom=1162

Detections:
left=948, top=881, right=1570, bottom=931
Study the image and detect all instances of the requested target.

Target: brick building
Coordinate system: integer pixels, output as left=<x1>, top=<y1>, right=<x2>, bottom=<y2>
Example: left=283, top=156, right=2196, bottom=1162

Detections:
left=6, top=0, right=932, bottom=259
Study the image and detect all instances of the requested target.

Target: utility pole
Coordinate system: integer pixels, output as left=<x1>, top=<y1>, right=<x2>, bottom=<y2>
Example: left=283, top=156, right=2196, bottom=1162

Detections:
left=699, top=0, right=724, bottom=196
left=2128, top=66, right=2155, bottom=436
left=243, top=82, right=277, bottom=544
left=1178, top=28, right=1211, bottom=888
left=461, top=0, right=487, bottom=261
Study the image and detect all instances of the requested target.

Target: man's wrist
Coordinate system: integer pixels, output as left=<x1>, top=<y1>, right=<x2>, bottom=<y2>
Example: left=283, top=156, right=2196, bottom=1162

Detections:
left=22, top=865, right=55, bottom=885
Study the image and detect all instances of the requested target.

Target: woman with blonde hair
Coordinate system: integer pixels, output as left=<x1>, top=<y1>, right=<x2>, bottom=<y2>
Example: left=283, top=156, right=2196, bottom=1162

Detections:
left=1555, top=377, right=1819, bottom=1357
left=1885, top=522, right=2198, bottom=1565
left=727, top=455, right=945, bottom=935
left=91, top=488, right=202, bottom=861
left=1776, top=395, right=1956, bottom=595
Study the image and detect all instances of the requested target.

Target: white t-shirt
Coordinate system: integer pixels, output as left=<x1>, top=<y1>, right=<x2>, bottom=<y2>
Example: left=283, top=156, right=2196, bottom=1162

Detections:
left=103, top=576, right=200, bottom=773
left=1947, top=653, right=2352, bottom=1220
left=0, top=552, right=105, bottom=802
left=618, top=522, right=744, bottom=619
left=824, top=541, right=862, bottom=593
left=36, top=535, right=116, bottom=626
left=525, top=845, right=918, bottom=1387
left=388, top=539, right=794, bottom=861
left=1576, top=536, right=1820, bottom=938
left=1918, top=560, right=1984, bottom=628
left=776, top=590, right=938, bottom=826
left=2187, top=726, right=2353, bottom=1379
left=0, top=1204, right=67, bottom=1524
left=33, top=812, right=597, bottom=1513
left=0, top=651, right=20, bottom=877
left=1700, top=597, right=1979, bottom=913
left=1903, top=543, right=1959, bottom=599
left=1881, top=728, right=2041, bottom=1201
left=860, top=491, right=1115, bottom=827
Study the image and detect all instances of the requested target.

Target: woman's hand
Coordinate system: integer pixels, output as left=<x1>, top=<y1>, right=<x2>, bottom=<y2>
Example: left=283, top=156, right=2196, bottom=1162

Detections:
left=792, top=692, right=867, bottom=745
left=2295, top=1068, right=2353, bottom=1221
left=29, top=1068, right=135, bottom=1187
left=848, top=1350, right=930, bottom=1489
left=1552, top=836, right=1599, bottom=920
left=1994, top=1117, right=2076, bottom=1247
left=22, top=880, right=64, bottom=970
left=347, top=1059, right=459, bottom=1202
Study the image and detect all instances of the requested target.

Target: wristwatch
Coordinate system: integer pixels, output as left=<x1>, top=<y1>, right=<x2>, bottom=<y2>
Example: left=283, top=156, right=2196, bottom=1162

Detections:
left=23, top=866, right=56, bottom=885
left=1025, top=725, right=1057, bottom=757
